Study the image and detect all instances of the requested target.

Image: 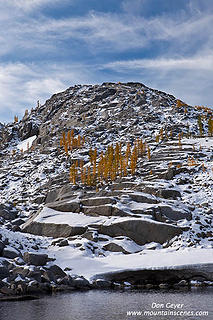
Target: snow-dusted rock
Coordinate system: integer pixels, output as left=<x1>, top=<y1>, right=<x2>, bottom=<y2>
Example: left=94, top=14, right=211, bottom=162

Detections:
left=0, top=205, right=16, bottom=220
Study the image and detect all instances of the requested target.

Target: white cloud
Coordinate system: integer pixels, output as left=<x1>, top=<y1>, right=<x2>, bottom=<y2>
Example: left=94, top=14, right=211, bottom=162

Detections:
left=0, top=7, right=212, bottom=57
left=34, top=12, right=213, bottom=52
left=0, top=62, right=95, bottom=122
left=122, top=0, right=147, bottom=14
left=105, top=55, right=213, bottom=71
left=7, top=0, right=68, bottom=11
left=103, top=55, right=213, bottom=107
left=0, top=2, right=212, bottom=122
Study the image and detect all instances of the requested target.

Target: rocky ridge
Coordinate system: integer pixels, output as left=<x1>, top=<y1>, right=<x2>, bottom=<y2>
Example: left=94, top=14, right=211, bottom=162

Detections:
left=0, top=82, right=213, bottom=298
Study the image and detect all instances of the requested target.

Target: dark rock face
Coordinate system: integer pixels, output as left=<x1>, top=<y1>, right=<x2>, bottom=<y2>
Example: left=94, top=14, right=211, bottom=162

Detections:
left=158, top=189, right=181, bottom=200
left=19, top=121, right=39, bottom=140
left=93, top=264, right=213, bottom=284
left=0, top=265, right=10, bottom=280
left=2, top=247, right=21, bottom=259
left=0, top=241, right=5, bottom=255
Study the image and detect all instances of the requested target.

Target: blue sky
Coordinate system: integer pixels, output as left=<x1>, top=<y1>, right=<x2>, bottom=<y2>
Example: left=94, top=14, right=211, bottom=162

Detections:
left=0, top=0, right=213, bottom=122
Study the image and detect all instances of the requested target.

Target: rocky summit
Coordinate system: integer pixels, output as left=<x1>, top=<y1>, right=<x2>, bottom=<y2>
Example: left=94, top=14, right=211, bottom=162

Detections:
left=0, top=82, right=213, bottom=298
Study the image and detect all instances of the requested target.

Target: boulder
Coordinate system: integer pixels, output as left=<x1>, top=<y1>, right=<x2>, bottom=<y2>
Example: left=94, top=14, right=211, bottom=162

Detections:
left=58, top=239, right=69, bottom=247
left=0, top=205, right=16, bottom=220
left=12, top=266, right=29, bottom=278
left=158, top=189, right=181, bottom=200
left=103, top=242, right=129, bottom=254
left=45, top=185, right=77, bottom=204
left=70, top=277, right=90, bottom=288
left=19, top=121, right=39, bottom=140
left=2, top=246, right=21, bottom=259
left=22, top=220, right=86, bottom=238
left=82, top=230, right=98, bottom=242
left=92, top=279, right=112, bottom=288
left=98, top=219, right=183, bottom=245
left=23, top=252, right=48, bottom=266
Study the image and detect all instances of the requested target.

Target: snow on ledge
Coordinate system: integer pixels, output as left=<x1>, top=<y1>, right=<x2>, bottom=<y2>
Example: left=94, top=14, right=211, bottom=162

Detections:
left=17, top=135, right=37, bottom=152
left=49, top=245, right=213, bottom=281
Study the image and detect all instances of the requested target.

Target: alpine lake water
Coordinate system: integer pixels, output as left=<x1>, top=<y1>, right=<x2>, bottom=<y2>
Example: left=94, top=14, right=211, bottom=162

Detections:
left=0, top=287, right=212, bottom=320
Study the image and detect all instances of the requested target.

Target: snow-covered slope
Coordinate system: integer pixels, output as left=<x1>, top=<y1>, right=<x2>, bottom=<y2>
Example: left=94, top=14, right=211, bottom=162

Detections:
left=0, top=82, right=212, bottom=295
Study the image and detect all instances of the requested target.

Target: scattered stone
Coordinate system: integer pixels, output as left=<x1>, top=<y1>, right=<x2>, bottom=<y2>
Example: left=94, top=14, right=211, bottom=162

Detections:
left=92, top=279, right=112, bottom=288
left=159, top=283, right=170, bottom=289
left=176, top=280, right=188, bottom=287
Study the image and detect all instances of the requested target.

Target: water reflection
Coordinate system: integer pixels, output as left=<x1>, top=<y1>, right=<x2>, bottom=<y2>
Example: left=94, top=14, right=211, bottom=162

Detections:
left=0, top=288, right=212, bottom=320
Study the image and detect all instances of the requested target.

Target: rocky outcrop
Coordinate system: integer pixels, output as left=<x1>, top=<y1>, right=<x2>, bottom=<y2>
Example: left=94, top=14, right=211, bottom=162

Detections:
left=98, top=219, right=184, bottom=245
left=0, top=81, right=213, bottom=297
left=47, top=200, right=81, bottom=213
left=19, top=121, right=39, bottom=140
